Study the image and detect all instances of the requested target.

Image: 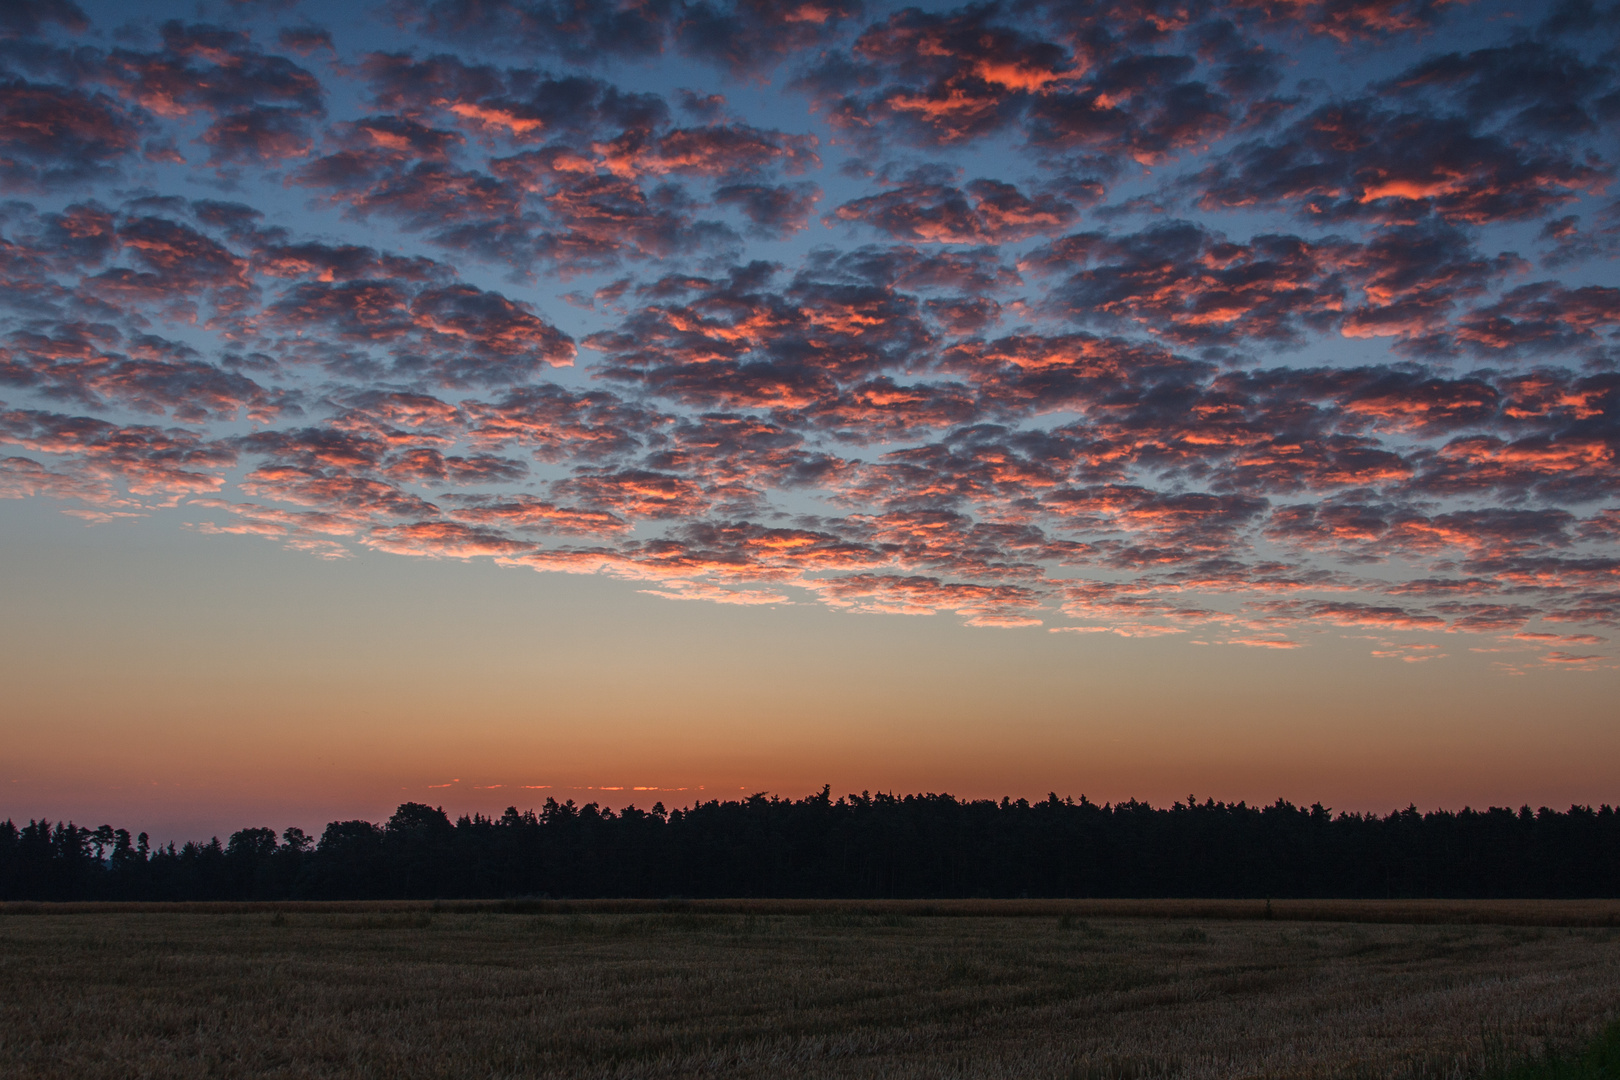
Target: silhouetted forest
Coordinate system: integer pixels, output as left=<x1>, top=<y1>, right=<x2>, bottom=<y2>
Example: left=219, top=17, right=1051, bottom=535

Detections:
left=3, top=791, right=1618, bottom=901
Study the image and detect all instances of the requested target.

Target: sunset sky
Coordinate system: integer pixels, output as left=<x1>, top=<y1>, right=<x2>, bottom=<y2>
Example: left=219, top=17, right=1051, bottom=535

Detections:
left=1, top=0, right=1617, bottom=841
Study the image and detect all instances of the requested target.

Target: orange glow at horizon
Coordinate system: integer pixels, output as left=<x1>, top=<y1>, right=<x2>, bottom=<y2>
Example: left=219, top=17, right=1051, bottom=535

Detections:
left=3, top=515, right=1615, bottom=840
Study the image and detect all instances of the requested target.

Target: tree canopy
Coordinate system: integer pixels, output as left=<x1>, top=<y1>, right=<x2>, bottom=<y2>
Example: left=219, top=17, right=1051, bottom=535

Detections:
left=3, top=791, right=1617, bottom=901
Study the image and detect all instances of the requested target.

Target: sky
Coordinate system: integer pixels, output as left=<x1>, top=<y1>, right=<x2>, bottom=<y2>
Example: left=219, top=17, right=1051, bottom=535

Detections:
left=0, top=0, right=1617, bottom=841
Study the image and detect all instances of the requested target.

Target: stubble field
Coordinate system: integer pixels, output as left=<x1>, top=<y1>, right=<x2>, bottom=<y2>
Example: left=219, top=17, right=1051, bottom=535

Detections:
left=1, top=905, right=1617, bottom=1079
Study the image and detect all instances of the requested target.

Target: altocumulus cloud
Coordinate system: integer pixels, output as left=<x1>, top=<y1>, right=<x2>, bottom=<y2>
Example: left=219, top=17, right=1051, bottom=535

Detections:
left=0, top=0, right=1617, bottom=665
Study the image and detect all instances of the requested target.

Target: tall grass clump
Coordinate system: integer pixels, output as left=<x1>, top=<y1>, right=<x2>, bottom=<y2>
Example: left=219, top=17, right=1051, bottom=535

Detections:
left=1496, top=1022, right=1620, bottom=1080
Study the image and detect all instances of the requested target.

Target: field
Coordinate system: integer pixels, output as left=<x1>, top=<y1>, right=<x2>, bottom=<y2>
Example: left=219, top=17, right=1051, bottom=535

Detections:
left=2, top=903, right=1618, bottom=1079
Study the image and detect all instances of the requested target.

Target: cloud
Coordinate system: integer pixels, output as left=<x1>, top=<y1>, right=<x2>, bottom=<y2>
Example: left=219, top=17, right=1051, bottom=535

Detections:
left=448, top=494, right=628, bottom=535
left=263, top=278, right=574, bottom=384
left=595, top=123, right=819, bottom=180
left=0, top=1, right=1612, bottom=651
left=1189, top=98, right=1606, bottom=225
left=1541, top=650, right=1605, bottom=666
left=0, top=452, right=116, bottom=503
left=239, top=464, right=439, bottom=518
left=802, top=572, right=1042, bottom=622
left=0, top=406, right=235, bottom=496
left=676, top=0, right=864, bottom=75
left=715, top=181, right=820, bottom=239
left=1024, top=54, right=1231, bottom=166
left=392, top=1, right=674, bottom=64
left=0, top=79, right=142, bottom=191
left=552, top=468, right=711, bottom=519
left=1250, top=599, right=1447, bottom=631
left=583, top=258, right=937, bottom=410
left=1226, top=636, right=1303, bottom=648
left=393, top=0, right=873, bottom=78
left=463, top=384, right=659, bottom=461
left=99, top=21, right=327, bottom=164
left=831, top=173, right=1083, bottom=243
left=1029, top=0, right=1456, bottom=46
left=1028, top=218, right=1523, bottom=351
left=0, top=1, right=89, bottom=37
left=363, top=520, right=535, bottom=558
left=798, top=6, right=1079, bottom=147
left=0, top=326, right=292, bottom=422
left=1026, top=221, right=1341, bottom=346
left=381, top=447, right=528, bottom=485
left=1383, top=40, right=1617, bottom=139
left=640, top=579, right=792, bottom=604
left=1456, top=283, right=1620, bottom=356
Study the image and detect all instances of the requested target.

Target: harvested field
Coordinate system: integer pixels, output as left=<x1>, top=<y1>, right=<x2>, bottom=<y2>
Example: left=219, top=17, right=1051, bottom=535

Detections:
left=1, top=908, right=1616, bottom=1079
left=6, top=897, right=1620, bottom=926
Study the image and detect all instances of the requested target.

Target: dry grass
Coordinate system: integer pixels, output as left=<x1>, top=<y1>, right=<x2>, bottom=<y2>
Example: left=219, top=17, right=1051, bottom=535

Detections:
left=1, top=909, right=1616, bottom=1079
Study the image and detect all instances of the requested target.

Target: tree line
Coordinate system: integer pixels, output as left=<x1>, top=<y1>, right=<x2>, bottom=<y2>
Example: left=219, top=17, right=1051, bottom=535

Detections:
left=3, top=790, right=1618, bottom=901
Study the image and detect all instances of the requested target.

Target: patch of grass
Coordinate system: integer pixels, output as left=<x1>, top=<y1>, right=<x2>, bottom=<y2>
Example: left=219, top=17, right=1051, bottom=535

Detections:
left=1057, top=914, right=1105, bottom=936
left=1495, top=1022, right=1620, bottom=1080
left=1067, top=1056, right=1182, bottom=1079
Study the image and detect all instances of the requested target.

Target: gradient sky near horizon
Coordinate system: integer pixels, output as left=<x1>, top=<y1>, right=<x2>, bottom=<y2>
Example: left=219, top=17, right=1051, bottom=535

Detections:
left=1, top=0, right=1617, bottom=841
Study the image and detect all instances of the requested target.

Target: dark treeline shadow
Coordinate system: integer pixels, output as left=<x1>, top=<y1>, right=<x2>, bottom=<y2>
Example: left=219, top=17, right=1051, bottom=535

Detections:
left=3, top=790, right=1619, bottom=901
